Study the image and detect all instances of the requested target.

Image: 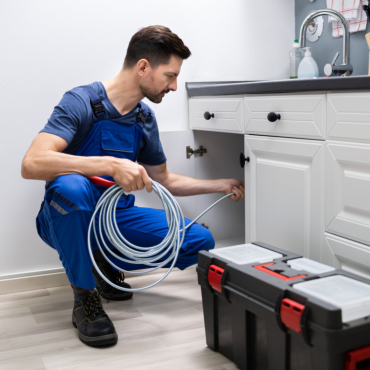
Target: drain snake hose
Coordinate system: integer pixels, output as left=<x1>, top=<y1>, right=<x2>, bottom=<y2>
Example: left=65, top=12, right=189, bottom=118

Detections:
left=88, top=178, right=233, bottom=292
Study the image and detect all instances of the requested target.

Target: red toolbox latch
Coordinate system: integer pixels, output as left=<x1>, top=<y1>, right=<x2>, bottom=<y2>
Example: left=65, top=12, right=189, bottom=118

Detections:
left=280, top=298, right=305, bottom=334
left=346, top=345, right=370, bottom=370
left=208, top=265, right=224, bottom=293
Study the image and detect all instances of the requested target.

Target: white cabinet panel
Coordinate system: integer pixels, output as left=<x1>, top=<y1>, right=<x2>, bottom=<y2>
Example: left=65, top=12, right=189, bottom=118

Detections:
left=323, top=233, right=370, bottom=279
left=189, top=98, right=243, bottom=133
left=245, top=136, right=324, bottom=260
left=327, top=93, right=370, bottom=144
left=244, top=94, right=326, bottom=139
left=326, top=141, right=370, bottom=246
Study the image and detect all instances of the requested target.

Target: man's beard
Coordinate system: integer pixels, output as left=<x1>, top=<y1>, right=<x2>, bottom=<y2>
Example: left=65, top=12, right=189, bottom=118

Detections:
left=139, top=82, right=169, bottom=104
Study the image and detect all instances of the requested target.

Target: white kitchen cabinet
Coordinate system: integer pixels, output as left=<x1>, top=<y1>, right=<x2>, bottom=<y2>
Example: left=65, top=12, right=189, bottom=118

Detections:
left=244, top=94, right=326, bottom=140
left=189, top=97, right=243, bottom=133
left=189, top=90, right=370, bottom=276
left=326, top=141, right=370, bottom=246
left=327, top=93, right=370, bottom=144
left=323, top=233, right=370, bottom=279
left=244, top=136, right=324, bottom=261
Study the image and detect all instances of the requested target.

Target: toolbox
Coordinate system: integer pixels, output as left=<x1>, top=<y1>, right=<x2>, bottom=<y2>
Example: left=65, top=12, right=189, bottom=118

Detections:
left=197, top=242, right=370, bottom=370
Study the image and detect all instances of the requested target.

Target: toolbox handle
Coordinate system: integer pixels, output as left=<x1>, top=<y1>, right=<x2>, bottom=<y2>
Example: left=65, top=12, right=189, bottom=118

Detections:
left=346, top=345, right=370, bottom=370
left=254, top=263, right=306, bottom=281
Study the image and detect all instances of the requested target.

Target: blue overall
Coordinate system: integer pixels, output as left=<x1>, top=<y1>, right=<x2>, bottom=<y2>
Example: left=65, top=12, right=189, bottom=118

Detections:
left=36, top=87, right=215, bottom=289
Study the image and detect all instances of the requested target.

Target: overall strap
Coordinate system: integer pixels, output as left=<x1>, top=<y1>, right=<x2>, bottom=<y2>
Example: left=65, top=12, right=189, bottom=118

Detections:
left=79, top=85, right=105, bottom=122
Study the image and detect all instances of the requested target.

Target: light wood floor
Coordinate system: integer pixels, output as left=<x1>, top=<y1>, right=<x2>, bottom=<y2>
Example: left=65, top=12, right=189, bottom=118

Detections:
left=0, top=266, right=237, bottom=370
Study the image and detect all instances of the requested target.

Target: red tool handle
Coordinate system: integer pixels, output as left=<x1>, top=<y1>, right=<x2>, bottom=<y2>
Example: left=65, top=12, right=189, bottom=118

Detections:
left=87, top=176, right=116, bottom=188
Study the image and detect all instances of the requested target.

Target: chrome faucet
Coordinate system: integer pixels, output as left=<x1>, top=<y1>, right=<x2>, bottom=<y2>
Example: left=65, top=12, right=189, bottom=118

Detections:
left=299, top=9, right=353, bottom=77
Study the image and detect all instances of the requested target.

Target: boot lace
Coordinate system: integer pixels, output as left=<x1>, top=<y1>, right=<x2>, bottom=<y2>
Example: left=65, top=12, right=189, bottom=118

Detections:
left=84, top=291, right=107, bottom=324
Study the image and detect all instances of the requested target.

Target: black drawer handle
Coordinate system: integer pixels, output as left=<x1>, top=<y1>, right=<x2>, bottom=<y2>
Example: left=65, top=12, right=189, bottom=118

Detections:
left=204, top=111, right=214, bottom=120
left=240, top=152, right=250, bottom=168
left=267, top=112, right=281, bottom=122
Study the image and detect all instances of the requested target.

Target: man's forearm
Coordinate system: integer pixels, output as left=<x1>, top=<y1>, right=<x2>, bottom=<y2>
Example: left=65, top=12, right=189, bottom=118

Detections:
left=22, top=150, right=116, bottom=181
left=160, top=172, right=225, bottom=196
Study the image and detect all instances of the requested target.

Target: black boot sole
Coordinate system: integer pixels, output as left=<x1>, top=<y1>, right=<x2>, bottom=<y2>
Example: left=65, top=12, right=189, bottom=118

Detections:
left=72, top=314, right=118, bottom=346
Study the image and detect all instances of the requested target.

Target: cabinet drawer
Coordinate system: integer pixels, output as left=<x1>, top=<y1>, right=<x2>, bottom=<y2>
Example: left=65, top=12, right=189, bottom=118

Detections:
left=326, top=141, right=370, bottom=246
left=323, top=233, right=370, bottom=279
left=189, top=98, right=243, bottom=133
left=327, top=93, right=370, bottom=143
left=244, top=94, right=326, bottom=139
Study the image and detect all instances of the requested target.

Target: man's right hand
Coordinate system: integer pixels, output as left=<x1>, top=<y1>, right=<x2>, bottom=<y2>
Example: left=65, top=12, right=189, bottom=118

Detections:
left=21, top=133, right=152, bottom=194
left=111, top=158, right=152, bottom=193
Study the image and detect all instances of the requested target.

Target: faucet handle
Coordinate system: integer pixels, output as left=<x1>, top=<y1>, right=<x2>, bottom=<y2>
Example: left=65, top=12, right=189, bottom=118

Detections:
left=331, top=52, right=340, bottom=66
left=324, top=52, right=342, bottom=76
left=324, top=52, right=353, bottom=77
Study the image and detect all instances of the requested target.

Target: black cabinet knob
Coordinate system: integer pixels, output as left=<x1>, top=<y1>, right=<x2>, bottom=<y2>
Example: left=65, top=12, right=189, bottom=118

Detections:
left=204, top=111, right=214, bottom=120
left=267, top=112, right=281, bottom=122
left=240, top=152, right=250, bottom=168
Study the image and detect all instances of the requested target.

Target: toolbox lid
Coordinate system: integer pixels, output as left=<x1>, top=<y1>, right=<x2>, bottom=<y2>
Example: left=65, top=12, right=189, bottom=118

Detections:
left=210, top=244, right=283, bottom=265
left=287, top=258, right=335, bottom=274
left=293, top=275, right=370, bottom=323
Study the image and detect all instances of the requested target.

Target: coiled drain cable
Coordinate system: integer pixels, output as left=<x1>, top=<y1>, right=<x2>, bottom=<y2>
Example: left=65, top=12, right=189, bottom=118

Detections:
left=87, top=176, right=233, bottom=292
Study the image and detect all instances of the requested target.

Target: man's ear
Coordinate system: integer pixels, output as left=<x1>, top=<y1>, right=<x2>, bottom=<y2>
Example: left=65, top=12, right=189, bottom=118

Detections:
left=137, top=59, right=150, bottom=77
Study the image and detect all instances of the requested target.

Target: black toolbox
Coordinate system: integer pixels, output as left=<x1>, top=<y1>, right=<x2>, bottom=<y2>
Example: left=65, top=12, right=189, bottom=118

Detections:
left=197, top=242, right=370, bottom=370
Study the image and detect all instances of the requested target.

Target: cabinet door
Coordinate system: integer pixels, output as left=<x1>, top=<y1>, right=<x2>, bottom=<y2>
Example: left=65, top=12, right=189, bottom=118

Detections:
left=326, top=141, right=370, bottom=246
left=244, top=94, right=326, bottom=140
left=327, top=93, right=370, bottom=144
left=244, top=136, right=324, bottom=260
left=323, top=233, right=370, bottom=279
left=189, top=98, right=243, bottom=133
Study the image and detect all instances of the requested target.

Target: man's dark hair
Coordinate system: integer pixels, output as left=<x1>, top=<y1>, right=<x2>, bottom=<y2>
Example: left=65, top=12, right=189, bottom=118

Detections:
left=124, top=25, right=191, bottom=69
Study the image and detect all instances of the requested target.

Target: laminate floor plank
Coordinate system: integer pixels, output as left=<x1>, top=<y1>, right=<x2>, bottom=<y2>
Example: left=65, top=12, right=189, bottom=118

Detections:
left=0, top=357, right=46, bottom=370
left=45, top=339, right=232, bottom=370
left=0, top=267, right=236, bottom=370
left=223, top=363, right=239, bottom=370
left=0, top=338, right=11, bottom=353
left=46, top=286, right=71, bottom=296
left=0, top=289, right=50, bottom=303
left=0, top=337, right=84, bottom=363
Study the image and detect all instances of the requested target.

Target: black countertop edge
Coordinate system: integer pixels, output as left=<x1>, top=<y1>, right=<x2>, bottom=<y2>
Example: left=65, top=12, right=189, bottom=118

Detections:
left=185, top=76, right=370, bottom=97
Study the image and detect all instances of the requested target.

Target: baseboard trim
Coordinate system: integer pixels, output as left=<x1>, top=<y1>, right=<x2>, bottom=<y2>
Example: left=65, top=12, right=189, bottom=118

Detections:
left=0, top=237, right=245, bottom=295
left=0, top=271, right=70, bottom=295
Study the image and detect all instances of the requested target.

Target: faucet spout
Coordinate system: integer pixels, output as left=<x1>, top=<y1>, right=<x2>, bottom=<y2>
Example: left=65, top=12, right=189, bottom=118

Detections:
left=299, top=9, right=352, bottom=76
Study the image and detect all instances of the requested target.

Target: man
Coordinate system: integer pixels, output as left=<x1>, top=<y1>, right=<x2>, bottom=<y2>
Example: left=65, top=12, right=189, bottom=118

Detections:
left=21, top=25, right=245, bottom=347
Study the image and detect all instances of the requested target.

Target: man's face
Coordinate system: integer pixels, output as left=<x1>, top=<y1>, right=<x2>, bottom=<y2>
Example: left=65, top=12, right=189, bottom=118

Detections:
left=139, top=55, right=183, bottom=104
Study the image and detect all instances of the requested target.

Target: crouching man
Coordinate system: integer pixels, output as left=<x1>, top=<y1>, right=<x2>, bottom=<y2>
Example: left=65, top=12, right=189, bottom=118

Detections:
left=21, top=25, right=244, bottom=346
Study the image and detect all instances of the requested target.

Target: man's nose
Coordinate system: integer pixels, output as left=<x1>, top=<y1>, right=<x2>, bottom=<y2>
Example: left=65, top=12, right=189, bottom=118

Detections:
left=168, top=79, right=177, bottom=92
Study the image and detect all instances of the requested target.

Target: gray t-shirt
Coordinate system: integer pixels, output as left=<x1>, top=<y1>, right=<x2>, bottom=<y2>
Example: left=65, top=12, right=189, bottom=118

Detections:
left=40, top=81, right=167, bottom=166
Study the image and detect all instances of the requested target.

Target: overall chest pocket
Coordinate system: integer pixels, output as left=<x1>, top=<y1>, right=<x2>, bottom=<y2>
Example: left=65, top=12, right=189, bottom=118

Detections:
left=101, top=130, right=135, bottom=156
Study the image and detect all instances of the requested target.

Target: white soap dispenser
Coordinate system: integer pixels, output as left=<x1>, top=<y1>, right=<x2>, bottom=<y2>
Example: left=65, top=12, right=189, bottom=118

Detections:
left=297, top=47, right=319, bottom=79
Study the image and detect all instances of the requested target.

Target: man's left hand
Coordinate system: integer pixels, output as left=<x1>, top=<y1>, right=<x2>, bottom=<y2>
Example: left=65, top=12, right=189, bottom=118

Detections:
left=222, top=179, right=245, bottom=202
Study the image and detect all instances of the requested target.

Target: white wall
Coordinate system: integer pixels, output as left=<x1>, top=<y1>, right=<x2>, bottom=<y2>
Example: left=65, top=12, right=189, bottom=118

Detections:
left=0, top=0, right=295, bottom=278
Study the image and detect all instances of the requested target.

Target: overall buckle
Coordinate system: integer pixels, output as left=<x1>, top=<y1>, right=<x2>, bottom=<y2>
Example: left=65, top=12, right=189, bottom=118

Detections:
left=90, top=101, right=105, bottom=117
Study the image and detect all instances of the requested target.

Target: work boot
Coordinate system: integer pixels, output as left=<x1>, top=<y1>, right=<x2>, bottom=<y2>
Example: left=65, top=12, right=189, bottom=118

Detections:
left=92, top=250, right=133, bottom=301
left=72, top=289, right=118, bottom=346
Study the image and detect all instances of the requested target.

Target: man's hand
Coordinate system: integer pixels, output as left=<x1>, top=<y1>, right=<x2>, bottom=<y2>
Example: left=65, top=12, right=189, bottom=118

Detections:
left=221, top=179, right=245, bottom=202
left=111, top=159, right=152, bottom=193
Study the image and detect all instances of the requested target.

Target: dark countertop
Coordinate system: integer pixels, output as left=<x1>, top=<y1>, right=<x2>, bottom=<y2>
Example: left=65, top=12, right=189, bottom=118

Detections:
left=186, top=75, right=370, bottom=97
